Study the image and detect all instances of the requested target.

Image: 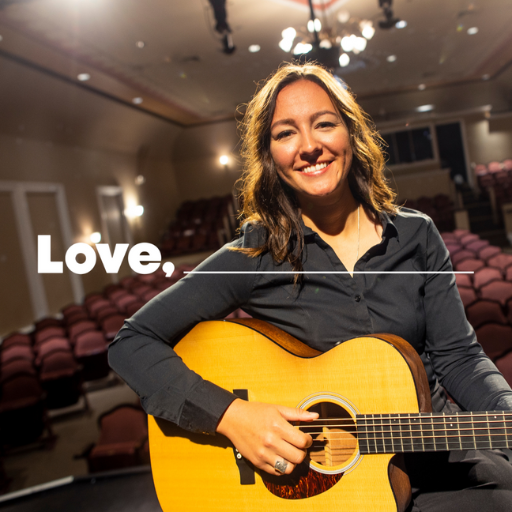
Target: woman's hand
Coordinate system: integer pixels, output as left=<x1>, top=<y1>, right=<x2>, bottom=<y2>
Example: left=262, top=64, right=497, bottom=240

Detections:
left=216, top=398, right=319, bottom=476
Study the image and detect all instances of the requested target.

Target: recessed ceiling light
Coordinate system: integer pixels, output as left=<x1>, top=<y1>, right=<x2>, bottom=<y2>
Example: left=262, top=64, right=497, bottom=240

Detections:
left=319, top=39, right=332, bottom=49
left=132, top=97, right=143, bottom=104
left=248, top=44, right=260, bottom=53
left=416, top=104, right=435, bottom=112
left=395, top=20, right=407, bottom=29
left=77, top=73, right=90, bottom=82
left=482, top=74, right=490, bottom=80
left=467, top=27, right=478, bottom=35
left=136, top=41, right=145, bottom=48
left=387, top=55, right=397, bottom=62
left=418, top=84, right=426, bottom=91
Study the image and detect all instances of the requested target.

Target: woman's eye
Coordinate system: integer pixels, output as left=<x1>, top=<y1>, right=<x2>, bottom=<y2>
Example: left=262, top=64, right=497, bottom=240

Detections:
left=317, top=122, right=334, bottom=129
left=275, top=130, right=293, bottom=140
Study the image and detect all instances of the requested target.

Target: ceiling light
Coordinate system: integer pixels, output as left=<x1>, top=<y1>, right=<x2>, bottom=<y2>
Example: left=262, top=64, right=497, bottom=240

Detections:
left=279, top=39, right=294, bottom=52
left=136, top=41, right=145, bottom=48
left=341, top=35, right=354, bottom=52
left=281, top=27, right=297, bottom=40
left=354, top=37, right=367, bottom=52
left=0, top=35, right=3, bottom=42
left=248, top=44, right=260, bottom=53
left=482, top=74, right=490, bottom=80
left=219, top=155, right=229, bottom=165
left=337, top=10, right=350, bottom=24
left=395, top=20, right=407, bottom=29
left=361, top=24, right=375, bottom=40
left=416, top=104, right=434, bottom=112
left=387, top=55, right=397, bottom=62
left=132, top=97, right=143, bottom=104
left=339, top=53, right=350, bottom=67
left=77, top=73, right=90, bottom=81
left=467, top=27, right=478, bottom=35
left=90, top=232, right=101, bottom=244
left=135, top=175, right=145, bottom=185
left=307, top=18, right=322, bottom=33
left=293, top=43, right=313, bottom=55
left=319, top=39, right=332, bottom=49
left=418, top=84, right=426, bottom=91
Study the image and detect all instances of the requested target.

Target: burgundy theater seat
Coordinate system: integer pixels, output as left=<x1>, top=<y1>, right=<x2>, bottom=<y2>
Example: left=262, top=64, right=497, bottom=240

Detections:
left=1, top=345, right=34, bottom=365
left=1, top=333, right=31, bottom=350
left=68, top=320, right=97, bottom=346
left=472, top=267, right=503, bottom=290
left=454, top=259, right=485, bottom=273
left=455, top=273, right=472, bottom=289
left=466, top=300, right=507, bottom=329
left=74, top=331, right=109, bottom=381
left=475, top=323, right=512, bottom=361
left=451, top=250, right=476, bottom=266
left=478, top=246, right=502, bottom=261
left=101, top=314, right=126, bottom=341
left=458, top=287, right=477, bottom=308
left=480, top=281, right=512, bottom=306
left=34, top=326, right=66, bottom=346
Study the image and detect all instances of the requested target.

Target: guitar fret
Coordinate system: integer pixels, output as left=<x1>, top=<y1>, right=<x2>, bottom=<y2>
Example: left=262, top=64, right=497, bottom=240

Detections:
left=491, top=412, right=506, bottom=450
left=459, top=411, right=475, bottom=450
left=382, top=413, right=393, bottom=453
left=421, top=413, right=435, bottom=451
left=410, top=414, right=422, bottom=452
left=401, top=414, right=413, bottom=452
left=446, top=415, right=461, bottom=451
left=506, top=413, right=512, bottom=449
left=374, top=414, right=384, bottom=453
left=390, top=414, right=400, bottom=454
left=357, top=416, right=370, bottom=454
left=432, top=413, right=448, bottom=451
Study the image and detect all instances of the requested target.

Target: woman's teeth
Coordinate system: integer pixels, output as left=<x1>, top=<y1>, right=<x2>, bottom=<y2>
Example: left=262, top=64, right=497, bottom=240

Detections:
left=302, top=162, right=328, bottom=174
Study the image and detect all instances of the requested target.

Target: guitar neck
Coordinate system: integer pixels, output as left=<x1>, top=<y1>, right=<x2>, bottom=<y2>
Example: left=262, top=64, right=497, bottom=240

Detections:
left=357, top=411, right=512, bottom=454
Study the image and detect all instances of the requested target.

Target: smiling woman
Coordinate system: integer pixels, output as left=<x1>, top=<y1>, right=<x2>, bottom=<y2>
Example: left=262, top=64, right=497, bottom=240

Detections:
left=236, top=63, right=395, bottom=274
left=109, top=62, right=512, bottom=512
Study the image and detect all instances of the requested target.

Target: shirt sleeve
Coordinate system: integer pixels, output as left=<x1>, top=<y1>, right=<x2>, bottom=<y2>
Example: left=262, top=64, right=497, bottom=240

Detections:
left=423, top=218, right=512, bottom=412
left=108, top=238, right=260, bottom=434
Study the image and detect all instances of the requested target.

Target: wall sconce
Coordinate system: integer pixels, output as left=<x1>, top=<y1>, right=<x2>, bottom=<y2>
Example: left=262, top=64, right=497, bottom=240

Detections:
left=90, top=232, right=101, bottom=243
left=125, top=205, right=144, bottom=218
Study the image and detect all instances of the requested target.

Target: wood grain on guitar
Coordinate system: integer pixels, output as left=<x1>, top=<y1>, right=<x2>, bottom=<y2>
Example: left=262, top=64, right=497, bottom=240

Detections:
left=148, top=320, right=511, bottom=512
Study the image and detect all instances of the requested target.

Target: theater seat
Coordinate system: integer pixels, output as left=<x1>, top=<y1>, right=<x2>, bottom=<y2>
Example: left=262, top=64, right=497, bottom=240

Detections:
left=87, top=404, right=148, bottom=473
left=475, top=323, right=512, bottom=361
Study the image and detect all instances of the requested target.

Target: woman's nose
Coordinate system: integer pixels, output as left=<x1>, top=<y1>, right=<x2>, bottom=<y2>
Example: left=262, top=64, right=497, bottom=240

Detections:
left=299, top=130, right=322, bottom=159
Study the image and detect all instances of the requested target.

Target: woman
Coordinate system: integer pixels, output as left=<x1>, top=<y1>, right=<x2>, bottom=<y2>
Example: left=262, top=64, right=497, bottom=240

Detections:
left=109, top=63, right=512, bottom=510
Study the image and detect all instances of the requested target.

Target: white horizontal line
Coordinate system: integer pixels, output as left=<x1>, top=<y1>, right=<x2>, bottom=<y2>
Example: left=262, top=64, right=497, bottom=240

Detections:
left=184, top=271, right=473, bottom=274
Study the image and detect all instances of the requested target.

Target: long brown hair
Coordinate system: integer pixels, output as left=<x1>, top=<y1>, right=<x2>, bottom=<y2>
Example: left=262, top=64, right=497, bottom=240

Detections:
left=235, top=62, right=396, bottom=271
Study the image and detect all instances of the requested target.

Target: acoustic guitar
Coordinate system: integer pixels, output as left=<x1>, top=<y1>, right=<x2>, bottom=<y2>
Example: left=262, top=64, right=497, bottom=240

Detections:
left=149, top=319, right=512, bottom=512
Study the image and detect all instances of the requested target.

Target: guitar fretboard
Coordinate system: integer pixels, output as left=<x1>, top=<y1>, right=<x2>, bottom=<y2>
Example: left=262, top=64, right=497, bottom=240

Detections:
left=356, top=411, right=512, bottom=454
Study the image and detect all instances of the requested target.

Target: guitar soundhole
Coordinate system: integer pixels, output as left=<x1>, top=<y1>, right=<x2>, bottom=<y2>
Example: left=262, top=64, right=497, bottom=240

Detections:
left=302, top=401, right=358, bottom=471
left=262, top=400, right=358, bottom=500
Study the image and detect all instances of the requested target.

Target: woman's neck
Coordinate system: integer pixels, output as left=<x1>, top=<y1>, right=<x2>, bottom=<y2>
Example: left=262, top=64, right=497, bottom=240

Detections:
left=299, top=189, right=360, bottom=237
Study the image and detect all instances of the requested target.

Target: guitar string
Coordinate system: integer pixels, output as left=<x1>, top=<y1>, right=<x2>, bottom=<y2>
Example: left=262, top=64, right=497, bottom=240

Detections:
left=307, top=430, right=510, bottom=440
left=301, top=418, right=512, bottom=429
left=303, top=414, right=512, bottom=424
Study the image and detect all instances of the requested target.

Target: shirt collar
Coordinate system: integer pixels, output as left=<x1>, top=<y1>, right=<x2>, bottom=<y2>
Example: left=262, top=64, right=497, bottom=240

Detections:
left=300, top=209, right=399, bottom=241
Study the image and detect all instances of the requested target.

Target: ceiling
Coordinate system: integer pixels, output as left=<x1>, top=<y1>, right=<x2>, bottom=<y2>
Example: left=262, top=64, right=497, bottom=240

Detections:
left=0, top=0, right=511, bottom=127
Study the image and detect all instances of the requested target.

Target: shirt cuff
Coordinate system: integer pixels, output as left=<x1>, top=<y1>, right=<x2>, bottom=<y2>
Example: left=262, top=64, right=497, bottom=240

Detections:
left=178, top=380, right=238, bottom=434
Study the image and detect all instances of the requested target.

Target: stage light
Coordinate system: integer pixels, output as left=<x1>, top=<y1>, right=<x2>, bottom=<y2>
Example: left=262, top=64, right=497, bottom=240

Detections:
left=418, top=84, right=426, bottom=91
left=293, top=43, right=313, bottom=55
left=219, top=155, right=229, bottom=165
left=467, top=27, right=478, bottom=35
left=308, top=19, right=322, bottom=33
left=354, top=37, right=367, bottom=52
left=125, top=205, right=144, bottom=218
left=77, top=73, right=90, bottom=81
left=248, top=44, right=260, bottom=53
left=361, top=23, right=375, bottom=40
left=339, top=53, right=350, bottom=67
left=396, top=20, right=407, bottom=29
left=387, top=54, right=397, bottom=62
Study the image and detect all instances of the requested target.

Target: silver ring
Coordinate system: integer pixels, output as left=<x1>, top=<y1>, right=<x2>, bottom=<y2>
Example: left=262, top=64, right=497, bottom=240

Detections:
left=274, top=459, right=288, bottom=474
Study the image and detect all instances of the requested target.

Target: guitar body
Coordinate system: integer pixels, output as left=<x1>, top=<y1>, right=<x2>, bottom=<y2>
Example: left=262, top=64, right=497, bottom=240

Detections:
left=149, top=319, right=431, bottom=512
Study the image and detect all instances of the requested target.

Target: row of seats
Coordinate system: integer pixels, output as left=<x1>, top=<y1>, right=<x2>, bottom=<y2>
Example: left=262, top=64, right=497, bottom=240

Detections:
left=475, top=159, right=512, bottom=207
left=443, top=229, right=512, bottom=384
left=403, top=194, right=455, bottom=233
left=160, top=194, right=236, bottom=257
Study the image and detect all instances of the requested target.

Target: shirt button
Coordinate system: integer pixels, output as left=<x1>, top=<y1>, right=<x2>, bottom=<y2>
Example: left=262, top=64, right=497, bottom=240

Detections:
left=355, top=295, right=361, bottom=302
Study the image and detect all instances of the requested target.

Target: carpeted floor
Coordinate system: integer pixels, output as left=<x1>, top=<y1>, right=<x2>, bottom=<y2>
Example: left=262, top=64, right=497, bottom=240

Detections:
left=3, top=376, right=140, bottom=493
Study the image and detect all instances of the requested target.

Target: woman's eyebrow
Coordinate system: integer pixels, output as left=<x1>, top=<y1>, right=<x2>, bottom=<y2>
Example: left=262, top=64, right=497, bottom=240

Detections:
left=271, top=110, right=339, bottom=131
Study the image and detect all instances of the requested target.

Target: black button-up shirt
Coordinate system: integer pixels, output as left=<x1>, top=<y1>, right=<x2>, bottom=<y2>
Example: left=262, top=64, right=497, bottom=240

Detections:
left=109, top=208, right=512, bottom=434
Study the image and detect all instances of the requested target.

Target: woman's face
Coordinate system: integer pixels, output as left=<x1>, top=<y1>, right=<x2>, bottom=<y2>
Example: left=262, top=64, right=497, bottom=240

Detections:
left=269, top=79, right=353, bottom=207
